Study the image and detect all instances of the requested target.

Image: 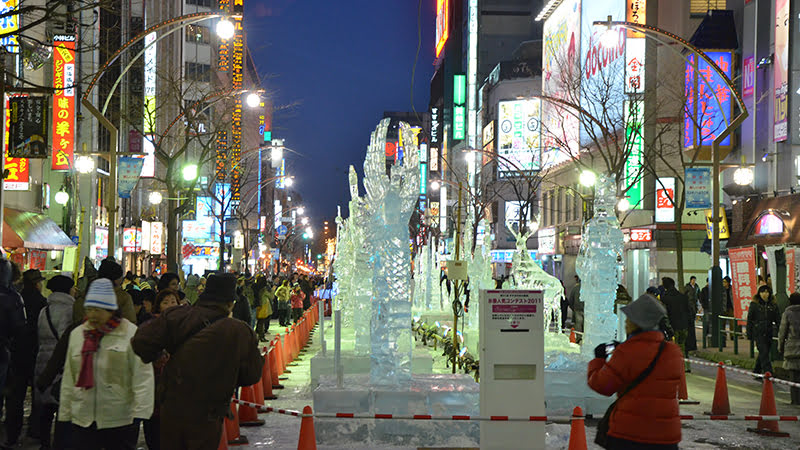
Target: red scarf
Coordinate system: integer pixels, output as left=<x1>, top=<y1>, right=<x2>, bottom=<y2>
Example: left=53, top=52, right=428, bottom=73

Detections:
left=75, top=316, right=122, bottom=389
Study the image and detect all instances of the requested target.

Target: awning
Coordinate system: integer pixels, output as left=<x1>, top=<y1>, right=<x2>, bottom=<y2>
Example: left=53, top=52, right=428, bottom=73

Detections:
left=725, top=194, right=800, bottom=248
left=2, top=208, right=76, bottom=250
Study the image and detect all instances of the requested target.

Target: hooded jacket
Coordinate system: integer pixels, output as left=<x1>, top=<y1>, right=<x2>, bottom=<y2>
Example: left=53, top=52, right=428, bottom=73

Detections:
left=34, top=292, right=75, bottom=404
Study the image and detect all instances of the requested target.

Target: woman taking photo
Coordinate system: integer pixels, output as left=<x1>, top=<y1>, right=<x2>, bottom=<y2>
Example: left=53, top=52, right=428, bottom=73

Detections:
left=587, top=294, right=683, bottom=449
left=58, top=278, right=154, bottom=449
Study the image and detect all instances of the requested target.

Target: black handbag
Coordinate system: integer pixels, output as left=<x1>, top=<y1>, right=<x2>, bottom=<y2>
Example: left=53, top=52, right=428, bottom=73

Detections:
left=595, top=340, right=666, bottom=448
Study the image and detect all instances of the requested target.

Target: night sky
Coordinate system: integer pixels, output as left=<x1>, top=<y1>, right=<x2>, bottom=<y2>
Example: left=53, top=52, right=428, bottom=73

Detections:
left=244, top=0, right=436, bottom=225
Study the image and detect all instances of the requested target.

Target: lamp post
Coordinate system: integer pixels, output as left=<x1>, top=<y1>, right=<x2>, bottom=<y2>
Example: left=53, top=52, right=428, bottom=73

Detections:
left=592, top=19, right=749, bottom=347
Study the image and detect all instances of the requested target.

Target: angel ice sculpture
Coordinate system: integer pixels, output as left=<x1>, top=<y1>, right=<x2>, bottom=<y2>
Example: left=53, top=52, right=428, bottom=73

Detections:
left=363, top=119, right=420, bottom=387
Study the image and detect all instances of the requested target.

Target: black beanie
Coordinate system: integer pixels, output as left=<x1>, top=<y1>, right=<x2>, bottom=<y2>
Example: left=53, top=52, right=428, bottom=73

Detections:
left=98, top=258, right=123, bottom=281
left=46, top=275, right=74, bottom=294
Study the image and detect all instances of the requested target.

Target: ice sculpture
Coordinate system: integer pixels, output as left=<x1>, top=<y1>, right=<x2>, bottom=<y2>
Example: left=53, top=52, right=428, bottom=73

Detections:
left=332, top=214, right=351, bottom=322
left=345, top=165, right=372, bottom=356
left=575, top=174, right=624, bottom=358
left=362, top=119, right=419, bottom=386
left=466, top=221, right=493, bottom=330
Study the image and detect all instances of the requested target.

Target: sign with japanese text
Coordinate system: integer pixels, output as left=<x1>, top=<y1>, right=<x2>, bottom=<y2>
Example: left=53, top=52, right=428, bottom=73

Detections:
left=625, top=101, right=645, bottom=209
left=8, top=96, right=47, bottom=158
left=94, top=228, right=108, bottom=261
left=453, top=74, right=466, bottom=140
left=626, top=0, right=646, bottom=37
left=655, top=177, right=675, bottom=223
left=435, top=0, right=449, bottom=57
left=742, top=56, right=755, bottom=98
left=498, top=99, right=541, bottom=175
left=775, top=0, right=789, bottom=141
left=484, top=290, right=543, bottom=331
left=786, top=247, right=796, bottom=295
left=143, top=32, right=157, bottom=133
left=141, top=221, right=151, bottom=253
left=0, top=0, right=19, bottom=53
left=3, top=97, right=28, bottom=191
left=630, top=229, right=652, bottom=242
left=52, top=36, right=76, bottom=170
left=117, top=156, right=144, bottom=198
left=729, top=246, right=757, bottom=324
left=625, top=38, right=645, bottom=94
left=704, top=207, right=730, bottom=239
left=537, top=227, right=556, bottom=255
left=122, top=228, right=142, bottom=253
left=29, top=250, right=46, bottom=270
left=150, top=222, right=163, bottom=255
left=685, top=167, right=711, bottom=209
left=684, top=51, right=733, bottom=148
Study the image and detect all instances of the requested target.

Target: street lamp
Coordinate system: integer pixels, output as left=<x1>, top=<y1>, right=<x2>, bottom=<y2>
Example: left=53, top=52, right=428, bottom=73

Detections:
left=579, top=170, right=597, bottom=187
left=296, top=206, right=305, bottom=216
left=301, top=217, right=309, bottom=225
left=285, top=177, right=294, bottom=188
left=75, top=155, right=96, bottom=174
left=216, top=19, right=235, bottom=40
left=182, top=164, right=199, bottom=182
left=149, top=192, right=163, bottom=205
left=617, top=198, right=631, bottom=212
left=245, top=92, right=261, bottom=108
left=430, top=181, right=441, bottom=191
left=733, top=167, right=754, bottom=186
left=54, top=190, right=70, bottom=206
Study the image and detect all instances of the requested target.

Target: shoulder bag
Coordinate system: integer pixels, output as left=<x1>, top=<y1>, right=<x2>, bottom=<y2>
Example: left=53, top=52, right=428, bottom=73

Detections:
left=595, top=340, right=667, bottom=448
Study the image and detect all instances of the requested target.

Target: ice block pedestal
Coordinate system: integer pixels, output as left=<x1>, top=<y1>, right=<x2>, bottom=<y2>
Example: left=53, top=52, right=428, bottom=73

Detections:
left=313, top=374, right=479, bottom=446
left=543, top=355, right=614, bottom=415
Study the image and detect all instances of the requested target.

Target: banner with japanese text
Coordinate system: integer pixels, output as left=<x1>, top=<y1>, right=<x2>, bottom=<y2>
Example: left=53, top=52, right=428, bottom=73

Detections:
left=786, top=247, right=796, bottom=295
left=729, top=246, right=757, bottom=325
left=685, top=167, right=711, bottom=209
left=8, top=96, right=47, bottom=158
left=117, top=156, right=144, bottom=198
left=52, top=35, right=76, bottom=170
left=3, top=97, right=29, bottom=190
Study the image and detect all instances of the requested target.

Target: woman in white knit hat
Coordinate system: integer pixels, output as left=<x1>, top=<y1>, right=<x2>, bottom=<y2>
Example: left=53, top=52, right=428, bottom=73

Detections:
left=58, top=278, right=154, bottom=449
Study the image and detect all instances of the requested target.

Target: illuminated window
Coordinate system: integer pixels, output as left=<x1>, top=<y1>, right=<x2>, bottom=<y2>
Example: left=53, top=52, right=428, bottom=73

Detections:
left=754, top=213, right=784, bottom=235
left=186, top=0, right=213, bottom=7
left=185, top=25, right=211, bottom=45
left=185, top=62, right=211, bottom=82
left=690, top=0, right=727, bottom=16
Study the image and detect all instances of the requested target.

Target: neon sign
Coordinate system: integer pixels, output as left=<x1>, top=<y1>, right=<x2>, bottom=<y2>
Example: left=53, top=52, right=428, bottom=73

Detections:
left=684, top=52, right=733, bottom=148
left=435, top=0, right=449, bottom=57
left=52, top=35, right=76, bottom=171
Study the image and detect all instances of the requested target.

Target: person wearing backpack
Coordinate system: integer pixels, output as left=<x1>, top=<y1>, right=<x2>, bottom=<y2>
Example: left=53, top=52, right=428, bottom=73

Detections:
left=33, top=275, right=75, bottom=449
left=131, top=273, right=263, bottom=448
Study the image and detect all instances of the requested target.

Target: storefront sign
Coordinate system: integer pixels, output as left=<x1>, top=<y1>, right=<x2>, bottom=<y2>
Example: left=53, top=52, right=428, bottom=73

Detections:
left=775, top=0, right=790, bottom=142
left=8, top=96, right=47, bottom=158
left=0, top=0, right=19, bottom=53
left=685, top=167, right=711, bottom=209
left=537, top=227, right=556, bottom=255
left=4, top=98, right=28, bottom=191
left=743, top=56, right=755, bottom=98
left=122, top=228, right=141, bottom=253
left=52, top=35, right=76, bottom=170
left=483, top=120, right=494, bottom=146
left=655, top=177, right=675, bottom=222
left=150, top=222, right=163, bottom=255
left=704, top=207, right=730, bottom=239
left=435, top=0, right=449, bottom=57
left=497, top=99, right=541, bottom=176
left=117, top=157, right=144, bottom=198
left=453, top=74, right=466, bottom=140
left=625, top=101, right=644, bottom=209
left=787, top=247, right=798, bottom=294
left=29, top=250, right=46, bottom=270
left=141, top=221, right=151, bottom=253
left=684, top=51, right=733, bottom=148
left=729, top=246, right=757, bottom=323
left=94, top=227, right=109, bottom=261
left=630, top=229, right=652, bottom=242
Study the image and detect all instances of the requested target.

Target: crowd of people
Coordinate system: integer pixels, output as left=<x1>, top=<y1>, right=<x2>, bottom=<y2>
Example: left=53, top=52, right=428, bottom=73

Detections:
left=0, top=255, right=327, bottom=449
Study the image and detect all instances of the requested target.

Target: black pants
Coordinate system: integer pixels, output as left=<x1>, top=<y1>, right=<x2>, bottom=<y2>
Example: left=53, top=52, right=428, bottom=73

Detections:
left=39, top=403, right=72, bottom=449
left=143, top=416, right=160, bottom=450
left=753, top=335, right=773, bottom=374
left=789, top=369, right=800, bottom=405
left=71, top=422, right=138, bottom=450
left=3, top=367, right=38, bottom=443
left=159, top=404, right=223, bottom=450
left=278, top=306, right=290, bottom=327
left=605, top=435, right=678, bottom=450
left=292, top=307, right=303, bottom=323
left=256, top=316, right=271, bottom=339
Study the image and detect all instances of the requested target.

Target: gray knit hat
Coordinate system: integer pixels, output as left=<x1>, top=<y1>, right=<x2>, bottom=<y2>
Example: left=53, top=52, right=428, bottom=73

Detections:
left=621, top=294, right=666, bottom=331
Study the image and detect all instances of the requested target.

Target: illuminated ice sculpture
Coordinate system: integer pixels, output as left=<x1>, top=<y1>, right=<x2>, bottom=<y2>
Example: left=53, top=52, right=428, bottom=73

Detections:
left=362, top=119, right=420, bottom=386
left=575, top=174, right=624, bottom=358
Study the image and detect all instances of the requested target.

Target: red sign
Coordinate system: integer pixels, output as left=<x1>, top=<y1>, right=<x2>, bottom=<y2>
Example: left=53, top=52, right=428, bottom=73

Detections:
left=787, top=248, right=796, bottom=295
left=729, top=246, right=757, bottom=325
left=52, top=36, right=76, bottom=170
left=4, top=97, right=28, bottom=190
left=29, top=250, right=46, bottom=270
left=182, top=243, right=195, bottom=259
left=743, top=56, right=755, bottom=97
left=630, top=229, right=652, bottom=242
left=435, top=0, right=449, bottom=57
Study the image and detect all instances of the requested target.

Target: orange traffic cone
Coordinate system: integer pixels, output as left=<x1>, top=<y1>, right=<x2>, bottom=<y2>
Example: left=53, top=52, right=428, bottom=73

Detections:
left=747, top=372, right=791, bottom=437
left=284, top=328, right=295, bottom=366
left=225, top=401, right=248, bottom=445
left=261, top=353, right=278, bottom=400
left=270, top=343, right=286, bottom=385
left=705, top=362, right=731, bottom=416
left=297, top=405, right=317, bottom=450
left=238, top=386, right=265, bottom=427
left=218, top=422, right=229, bottom=450
left=569, top=328, right=576, bottom=344
left=276, top=335, right=290, bottom=375
left=678, top=368, right=700, bottom=405
left=252, top=380, right=265, bottom=407
left=567, top=406, right=587, bottom=450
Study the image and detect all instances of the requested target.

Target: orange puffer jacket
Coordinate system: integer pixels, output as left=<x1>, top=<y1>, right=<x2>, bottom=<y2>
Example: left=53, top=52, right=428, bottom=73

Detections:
left=587, top=330, right=683, bottom=445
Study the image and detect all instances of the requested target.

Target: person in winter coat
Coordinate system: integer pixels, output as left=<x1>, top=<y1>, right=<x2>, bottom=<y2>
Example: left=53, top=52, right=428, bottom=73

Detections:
left=290, top=285, right=306, bottom=323
left=157, top=272, right=181, bottom=294
left=660, top=277, right=691, bottom=364
left=256, top=281, right=274, bottom=341
left=3, top=269, right=48, bottom=446
left=0, top=259, right=25, bottom=406
left=33, top=275, right=75, bottom=449
left=183, top=274, right=200, bottom=305
left=58, top=278, right=154, bottom=449
left=74, top=258, right=136, bottom=324
left=275, top=280, right=292, bottom=327
left=131, top=274, right=263, bottom=449
left=747, top=284, right=782, bottom=375
left=778, top=292, right=800, bottom=404
left=588, top=294, right=683, bottom=449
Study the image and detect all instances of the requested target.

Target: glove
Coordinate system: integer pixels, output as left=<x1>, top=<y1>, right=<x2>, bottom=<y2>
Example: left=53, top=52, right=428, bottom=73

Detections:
left=594, top=343, right=607, bottom=359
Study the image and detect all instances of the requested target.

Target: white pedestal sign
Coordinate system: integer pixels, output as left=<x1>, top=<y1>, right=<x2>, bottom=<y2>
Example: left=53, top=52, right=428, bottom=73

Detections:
left=479, top=289, right=544, bottom=449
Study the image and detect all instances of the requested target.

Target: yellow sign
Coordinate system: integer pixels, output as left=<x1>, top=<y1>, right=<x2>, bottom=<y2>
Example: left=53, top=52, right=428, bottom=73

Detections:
left=705, top=207, right=730, bottom=239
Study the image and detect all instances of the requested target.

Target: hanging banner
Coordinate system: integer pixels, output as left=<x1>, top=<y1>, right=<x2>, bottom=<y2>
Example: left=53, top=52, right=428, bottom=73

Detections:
left=8, top=96, right=47, bottom=158
left=704, top=207, right=730, bottom=239
left=117, top=156, right=144, bottom=198
left=3, top=97, right=29, bottom=191
left=51, top=35, right=76, bottom=170
left=150, top=222, right=163, bottom=255
left=729, top=246, right=757, bottom=324
left=684, top=167, right=711, bottom=209
left=29, top=250, right=46, bottom=270
left=775, top=0, right=790, bottom=142
left=787, top=247, right=797, bottom=295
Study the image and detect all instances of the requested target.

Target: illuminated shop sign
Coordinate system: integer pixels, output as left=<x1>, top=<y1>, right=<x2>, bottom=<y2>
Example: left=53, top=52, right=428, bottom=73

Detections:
left=453, top=74, right=466, bottom=140
left=0, top=0, right=19, bottom=53
left=497, top=99, right=541, bottom=176
left=624, top=101, right=644, bottom=209
left=52, top=35, right=75, bottom=171
left=629, top=229, right=652, bottom=242
left=435, top=0, right=449, bottom=57
left=684, top=51, right=733, bottom=148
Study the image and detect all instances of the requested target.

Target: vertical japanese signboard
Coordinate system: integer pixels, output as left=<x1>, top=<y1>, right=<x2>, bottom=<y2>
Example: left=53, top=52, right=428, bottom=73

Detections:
left=452, top=73, right=466, bottom=140
left=150, top=222, right=163, bottom=255
left=625, top=0, right=646, bottom=94
left=774, top=0, right=789, bottom=141
left=786, top=247, right=797, bottom=294
left=8, top=97, right=47, bottom=158
left=684, top=167, right=711, bottom=209
left=231, top=0, right=244, bottom=202
left=52, top=35, right=76, bottom=171
left=655, top=177, right=675, bottom=222
left=729, top=246, right=757, bottom=324
left=435, top=0, right=449, bottom=57
left=624, top=101, right=644, bottom=209
left=684, top=52, right=733, bottom=148
left=0, top=0, right=19, bottom=53
left=742, top=56, right=755, bottom=98
left=3, top=97, right=29, bottom=190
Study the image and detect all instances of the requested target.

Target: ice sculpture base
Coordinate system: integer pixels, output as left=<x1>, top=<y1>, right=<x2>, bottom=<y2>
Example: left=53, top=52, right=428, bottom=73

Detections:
left=544, top=355, right=614, bottom=415
left=310, top=353, right=434, bottom=388
left=313, top=374, right=479, bottom=446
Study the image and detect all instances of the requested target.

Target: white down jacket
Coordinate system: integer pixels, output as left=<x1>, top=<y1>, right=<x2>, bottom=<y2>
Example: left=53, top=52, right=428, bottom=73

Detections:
left=34, top=292, right=75, bottom=404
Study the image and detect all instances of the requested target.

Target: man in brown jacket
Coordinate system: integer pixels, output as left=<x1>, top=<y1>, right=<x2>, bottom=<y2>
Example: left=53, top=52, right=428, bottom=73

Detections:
left=131, top=273, right=263, bottom=449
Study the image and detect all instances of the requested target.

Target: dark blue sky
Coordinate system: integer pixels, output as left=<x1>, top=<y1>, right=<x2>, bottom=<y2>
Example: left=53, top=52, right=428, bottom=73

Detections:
left=244, top=0, right=436, bottom=223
